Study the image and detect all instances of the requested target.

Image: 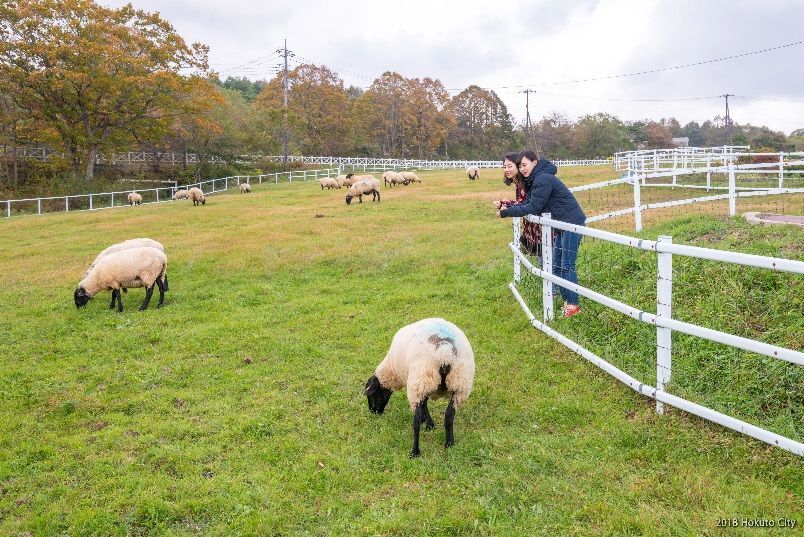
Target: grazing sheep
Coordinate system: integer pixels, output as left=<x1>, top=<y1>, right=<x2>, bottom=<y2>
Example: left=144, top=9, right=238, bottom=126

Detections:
left=382, top=171, right=405, bottom=188
left=400, top=171, right=421, bottom=184
left=84, top=238, right=166, bottom=280
left=345, top=177, right=381, bottom=205
left=466, top=166, right=479, bottom=180
left=240, top=183, right=252, bottom=193
left=334, top=175, right=348, bottom=187
left=188, top=187, right=206, bottom=206
left=128, top=192, right=143, bottom=205
left=364, top=318, right=475, bottom=457
left=342, top=173, right=374, bottom=188
left=74, top=247, right=168, bottom=312
left=319, top=177, right=340, bottom=190
left=172, top=189, right=190, bottom=200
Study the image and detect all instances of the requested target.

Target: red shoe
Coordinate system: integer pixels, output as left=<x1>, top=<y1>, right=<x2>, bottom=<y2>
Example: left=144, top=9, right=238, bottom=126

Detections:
left=563, top=304, right=581, bottom=318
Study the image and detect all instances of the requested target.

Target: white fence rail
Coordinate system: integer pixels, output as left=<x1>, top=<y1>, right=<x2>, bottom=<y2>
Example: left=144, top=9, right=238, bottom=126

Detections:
left=0, top=146, right=612, bottom=168
left=510, top=150, right=803, bottom=454
left=1, top=168, right=339, bottom=219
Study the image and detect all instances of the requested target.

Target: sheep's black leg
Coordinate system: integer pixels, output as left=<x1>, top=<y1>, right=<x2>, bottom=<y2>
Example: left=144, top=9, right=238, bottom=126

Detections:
left=375, top=190, right=380, bottom=202
left=156, top=278, right=165, bottom=307
left=140, top=284, right=154, bottom=311
left=444, top=398, right=456, bottom=448
left=109, top=289, right=118, bottom=309
left=410, top=398, right=427, bottom=458
left=117, top=290, right=124, bottom=312
left=423, top=399, right=435, bottom=430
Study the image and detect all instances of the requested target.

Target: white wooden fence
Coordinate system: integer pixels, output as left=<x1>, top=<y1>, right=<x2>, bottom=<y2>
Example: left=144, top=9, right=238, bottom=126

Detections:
left=509, top=151, right=803, bottom=454
left=1, top=168, right=339, bottom=218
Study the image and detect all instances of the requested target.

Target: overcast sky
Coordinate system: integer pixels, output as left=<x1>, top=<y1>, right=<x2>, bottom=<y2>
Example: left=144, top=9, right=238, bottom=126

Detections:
left=103, top=0, right=804, bottom=134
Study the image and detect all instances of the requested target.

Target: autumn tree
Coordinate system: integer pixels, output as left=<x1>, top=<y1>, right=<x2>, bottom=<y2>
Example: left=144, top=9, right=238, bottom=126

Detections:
left=404, top=77, right=453, bottom=159
left=255, top=64, right=350, bottom=155
left=448, top=85, right=516, bottom=159
left=0, top=0, right=208, bottom=180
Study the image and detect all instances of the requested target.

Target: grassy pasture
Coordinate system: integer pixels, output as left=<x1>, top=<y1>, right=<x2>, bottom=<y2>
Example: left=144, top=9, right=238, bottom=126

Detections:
left=0, top=165, right=801, bottom=536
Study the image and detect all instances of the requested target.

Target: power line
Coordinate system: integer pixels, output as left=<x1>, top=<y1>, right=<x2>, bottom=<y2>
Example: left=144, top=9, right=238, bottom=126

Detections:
left=505, top=40, right=804, bottom=89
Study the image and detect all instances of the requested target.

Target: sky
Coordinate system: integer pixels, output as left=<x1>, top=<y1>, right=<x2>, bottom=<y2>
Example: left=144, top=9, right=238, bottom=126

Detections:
left=103, top=0, right=804, bottom=134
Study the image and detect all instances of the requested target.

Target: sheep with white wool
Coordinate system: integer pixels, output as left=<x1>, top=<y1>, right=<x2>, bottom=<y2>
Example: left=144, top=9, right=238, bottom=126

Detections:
left=172, top=189, right=190, bottom=200
left=364, top=318, right=475, bottom=457
left=345, top=177, right=380, bottom=205
left=74, top=247, right=168, bottom=312
left=84, top=238, right=165, bottom=279
left=466, top=166, right=479, bottom=180
left=240, top=183, right=252, bottom=193
left=400, top=171, right=421, bottom=184
left=382, top=171, right=405, bottom=188
left=341, top=173, right=374, bottom=188
left=334, top=175, right=348, bottom=187
left=128, top=192, right=143, bottom=205
left=319, top=177, right=340, bottom=190
left=188, top=187, right=206, bottom=206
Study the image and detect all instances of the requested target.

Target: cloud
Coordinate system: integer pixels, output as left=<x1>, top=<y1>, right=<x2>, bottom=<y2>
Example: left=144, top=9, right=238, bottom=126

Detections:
left=101, top=0, right=804, bottom=133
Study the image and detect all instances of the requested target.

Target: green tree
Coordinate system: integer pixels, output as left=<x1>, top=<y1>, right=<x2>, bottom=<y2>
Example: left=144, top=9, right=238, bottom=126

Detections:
left=449, top=85, right=516, bottom=159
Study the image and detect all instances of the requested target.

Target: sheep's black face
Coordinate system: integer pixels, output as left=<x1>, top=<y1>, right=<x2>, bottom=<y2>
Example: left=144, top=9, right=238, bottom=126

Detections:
left=345, top=194, right=353, bottom=205
left=201, top=199, right=206, bottom=205
left=364, top=375, right=392, bottom=414
left=74, top=287, right=90, bottom=308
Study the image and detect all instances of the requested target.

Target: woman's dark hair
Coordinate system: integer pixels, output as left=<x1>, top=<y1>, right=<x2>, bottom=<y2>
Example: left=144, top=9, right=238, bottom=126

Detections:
left=502, top=151, right=523, bottom=186
left=520, top=149, right=539, bottom=163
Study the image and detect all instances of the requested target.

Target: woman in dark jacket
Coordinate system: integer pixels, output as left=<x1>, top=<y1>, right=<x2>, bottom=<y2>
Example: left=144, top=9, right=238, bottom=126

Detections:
left=494, top=151, right=543, bottom=259
left=498, top=150, right=586, bottom=318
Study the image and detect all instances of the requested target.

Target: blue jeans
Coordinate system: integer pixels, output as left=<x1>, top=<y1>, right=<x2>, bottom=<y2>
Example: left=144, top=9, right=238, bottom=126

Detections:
left=552, top=229, right=582, bottom=305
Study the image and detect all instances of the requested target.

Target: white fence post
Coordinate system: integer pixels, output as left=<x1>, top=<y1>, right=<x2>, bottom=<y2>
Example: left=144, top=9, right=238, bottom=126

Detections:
left=672, top=152, right=677, bottom=186
left=656, top=235, right=673, bottom=414
left=541, top=212, right=554, bottom=322
left=778, top=152, right=784, bottom=189
left=633, top=172, right=642, bottom=232
left=513, top=217, right=521, bottom=283
left=6, top=200, right=9, bottom=217
left=89, top=194, right=93, bottom=210
left=111, top=192, right=114, bottom=207
left=728, top=165, right=736, bottom=217
left=65, top=197, right=69, bottom=212
left=706, top=156, right=711, bottom=191
left=37, top=199, right=41, bottom=215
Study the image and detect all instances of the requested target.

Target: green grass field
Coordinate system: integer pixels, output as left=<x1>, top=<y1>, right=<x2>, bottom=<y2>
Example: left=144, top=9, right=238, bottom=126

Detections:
left=1, top=166, right=801, bottom=536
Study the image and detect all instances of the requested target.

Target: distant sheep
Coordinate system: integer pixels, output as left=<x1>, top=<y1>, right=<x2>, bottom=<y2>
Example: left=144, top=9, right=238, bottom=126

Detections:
left=342, top=173, right=374, bottom=188
left=334, top=175, right=348, bottom=187
left=128, top=192, right=143, bottom=205
left=188, top=187, right=206, bottom=206
left=345, top=177, right=380, bottom=205
left=172, top=189, right=190, bottom=200
left=382, top=171, right=405, bottom=188
left=74, top=247, right=168, bottom=312
left=400, top=171, right=421, bottom=184
left=364, top=318, right=475, bottom=457
left=466, top=166, right=479, bottom=180
left=240, top=183, right=252, bottom=193
left=319, top=177, right=340, bottom=190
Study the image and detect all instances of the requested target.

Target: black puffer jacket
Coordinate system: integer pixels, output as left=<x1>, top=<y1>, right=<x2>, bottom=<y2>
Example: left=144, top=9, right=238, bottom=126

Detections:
left=499, top=159, right=586, bottom=225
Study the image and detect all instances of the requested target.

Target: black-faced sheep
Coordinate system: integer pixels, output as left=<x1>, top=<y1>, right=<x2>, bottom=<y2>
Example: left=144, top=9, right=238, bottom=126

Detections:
left=240, top=183, right=252, bottom=193
left=128, top=192, right=143, bottom=205
left=364, top=318, right=475, bottom=457
left=382, top=171, right=405, bottom=187
left=345, top=177, right=380, bottom=205
left=400, top=171, right=421, bottom=184
left=188, top=187, right=206, bottom=206
left=74, top=247, right=168, bottom=312
left=319, top=178, right=340, bottom=190
left=466, top=166, right=479, bottom=180
left=342, top=173, right=374, bottom=188
left=172, top=189, right=190, bottom=200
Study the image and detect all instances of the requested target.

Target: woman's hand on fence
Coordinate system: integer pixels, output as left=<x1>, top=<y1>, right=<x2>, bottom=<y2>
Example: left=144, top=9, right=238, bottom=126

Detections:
left=493, top=200, right=503, bottom=210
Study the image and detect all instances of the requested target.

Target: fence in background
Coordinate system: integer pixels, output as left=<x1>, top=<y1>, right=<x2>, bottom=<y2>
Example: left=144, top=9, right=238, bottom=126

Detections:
left=1, top=168, right=339, bottom=219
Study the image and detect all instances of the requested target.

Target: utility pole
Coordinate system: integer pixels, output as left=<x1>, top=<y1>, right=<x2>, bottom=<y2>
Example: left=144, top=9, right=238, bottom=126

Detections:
left=523, top=89, right=540, bottom=156
left=275, top=39, right=293, bottom=171
left=721, top=93, right=733, bottom=146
